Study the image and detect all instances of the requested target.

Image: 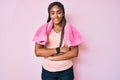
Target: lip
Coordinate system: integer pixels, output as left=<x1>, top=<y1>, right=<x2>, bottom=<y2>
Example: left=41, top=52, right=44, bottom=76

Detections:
left=54, top=18, right=59, bottom=20
left=52, top=17, right=62, bottom=24
left=53, top=19, right=60, bottom=22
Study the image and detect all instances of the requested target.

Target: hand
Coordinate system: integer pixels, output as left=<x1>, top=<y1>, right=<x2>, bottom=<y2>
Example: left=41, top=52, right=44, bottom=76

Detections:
left=60, top=46, right=70, bottom=53
left=48, top=56, right=56, bottom=61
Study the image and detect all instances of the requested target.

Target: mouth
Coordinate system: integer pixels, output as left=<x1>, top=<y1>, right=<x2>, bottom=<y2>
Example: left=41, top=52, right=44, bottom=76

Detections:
left=52, top=17, right=62, bottom=24
left=54, top=18, right=59, bottom=21
left=53, top=19, right=60, bottom=23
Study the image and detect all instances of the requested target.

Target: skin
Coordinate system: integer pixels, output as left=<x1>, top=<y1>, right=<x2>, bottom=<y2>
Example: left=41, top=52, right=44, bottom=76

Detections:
left=34, top=5, right=79, bottom=61
left=50, top=5, right=63, bottom=33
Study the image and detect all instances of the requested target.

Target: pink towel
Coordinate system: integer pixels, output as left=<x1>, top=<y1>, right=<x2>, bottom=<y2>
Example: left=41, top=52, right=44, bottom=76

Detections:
left=33, top=21, right=84, bottom=47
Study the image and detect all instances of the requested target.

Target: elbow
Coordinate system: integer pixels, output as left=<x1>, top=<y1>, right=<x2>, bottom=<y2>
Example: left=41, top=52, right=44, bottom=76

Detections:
left=35, top=49, right=41, bottom=57
left=73, top=51, right=79, bottom=58
left=71, top=46, right=79, bottom=57
left=74, top=53, right=78, bottom=57
left=35, top=53, right=40, bottom=57
left=35, top=51, right=39, bottom=57
left=73, top=50, right=79, bottom=57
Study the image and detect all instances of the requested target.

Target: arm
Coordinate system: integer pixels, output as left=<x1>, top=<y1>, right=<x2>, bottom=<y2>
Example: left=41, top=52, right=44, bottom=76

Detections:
left=34, top=43, right=69, bottom=57
left=48, top=46, right=79, bottom=61
left=34, top=43, right=57, bottom=57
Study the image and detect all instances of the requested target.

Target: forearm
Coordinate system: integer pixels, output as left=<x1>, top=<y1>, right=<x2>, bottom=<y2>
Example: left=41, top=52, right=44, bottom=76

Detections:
left=35, top=48, right=57, bottom=57
left=35, top=43, right=57, bottom=57
left=48, top=46, right=79, bottom=61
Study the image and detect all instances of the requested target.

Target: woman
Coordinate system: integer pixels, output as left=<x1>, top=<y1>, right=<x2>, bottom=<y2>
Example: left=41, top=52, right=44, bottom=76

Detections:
left=33, top=1, right=83, bottom=80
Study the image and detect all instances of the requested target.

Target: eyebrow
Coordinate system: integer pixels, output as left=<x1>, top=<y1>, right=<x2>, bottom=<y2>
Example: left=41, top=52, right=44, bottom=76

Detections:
left=50, top=10, right=62, bottom=13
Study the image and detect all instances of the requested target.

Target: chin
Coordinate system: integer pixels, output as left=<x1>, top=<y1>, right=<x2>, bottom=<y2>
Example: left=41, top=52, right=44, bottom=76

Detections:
left=53, top=20, right=62, bottom=25
left=54, top=22, right=61, bottom=25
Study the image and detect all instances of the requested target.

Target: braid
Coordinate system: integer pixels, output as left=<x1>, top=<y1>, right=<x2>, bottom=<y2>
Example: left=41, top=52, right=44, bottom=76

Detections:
left=59, top=17, right=66, bottom=47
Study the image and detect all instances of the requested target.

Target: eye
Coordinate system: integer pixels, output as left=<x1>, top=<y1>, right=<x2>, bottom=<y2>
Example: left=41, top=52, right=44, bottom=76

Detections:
left=57, top=11, right=62, bottom=14
left=58, top=12, right=61, bottom=14
left=50, top=11, right=54, bottom=15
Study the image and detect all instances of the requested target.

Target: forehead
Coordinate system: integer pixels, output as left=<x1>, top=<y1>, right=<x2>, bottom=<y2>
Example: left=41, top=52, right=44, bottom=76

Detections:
left=50, top=5, right=62, bottom=11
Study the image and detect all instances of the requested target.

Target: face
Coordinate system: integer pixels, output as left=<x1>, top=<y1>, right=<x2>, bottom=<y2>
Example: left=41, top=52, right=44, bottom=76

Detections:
left=50, top=5, right=64, bottom=25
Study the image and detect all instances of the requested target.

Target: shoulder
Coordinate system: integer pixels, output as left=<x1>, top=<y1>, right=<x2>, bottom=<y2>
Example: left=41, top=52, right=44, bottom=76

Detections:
left=65, top=22, right=78, bottom=31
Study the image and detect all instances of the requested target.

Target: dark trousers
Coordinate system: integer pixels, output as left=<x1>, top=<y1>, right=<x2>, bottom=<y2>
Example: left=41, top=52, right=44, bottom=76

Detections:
left=41, top=66, right=74, bottom=80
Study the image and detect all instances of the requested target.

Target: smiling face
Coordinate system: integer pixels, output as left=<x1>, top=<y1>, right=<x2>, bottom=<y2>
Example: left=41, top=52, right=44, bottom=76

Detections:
left=50, top=5, right=64, bottom=25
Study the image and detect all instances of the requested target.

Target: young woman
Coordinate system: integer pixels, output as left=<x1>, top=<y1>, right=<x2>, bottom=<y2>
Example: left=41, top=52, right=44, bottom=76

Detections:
left=33, top=1, right=83, bottom=80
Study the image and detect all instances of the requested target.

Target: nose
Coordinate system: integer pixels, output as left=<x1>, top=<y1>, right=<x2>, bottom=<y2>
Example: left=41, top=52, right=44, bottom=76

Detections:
left=54, top=13, right=58, bottom=18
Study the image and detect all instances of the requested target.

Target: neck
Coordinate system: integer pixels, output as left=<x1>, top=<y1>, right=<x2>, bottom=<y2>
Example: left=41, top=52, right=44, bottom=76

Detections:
left=53, top=23, right=62, bottom=33
left=54, top=22, right=62, bottom=27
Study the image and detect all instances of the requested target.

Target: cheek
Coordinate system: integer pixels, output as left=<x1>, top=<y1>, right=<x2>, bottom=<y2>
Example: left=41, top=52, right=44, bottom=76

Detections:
left=50, top=15, right=53, bottom=19
left=58, top=14, right=63, bottom=19
left=50, top=14, right=63, bottom=19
